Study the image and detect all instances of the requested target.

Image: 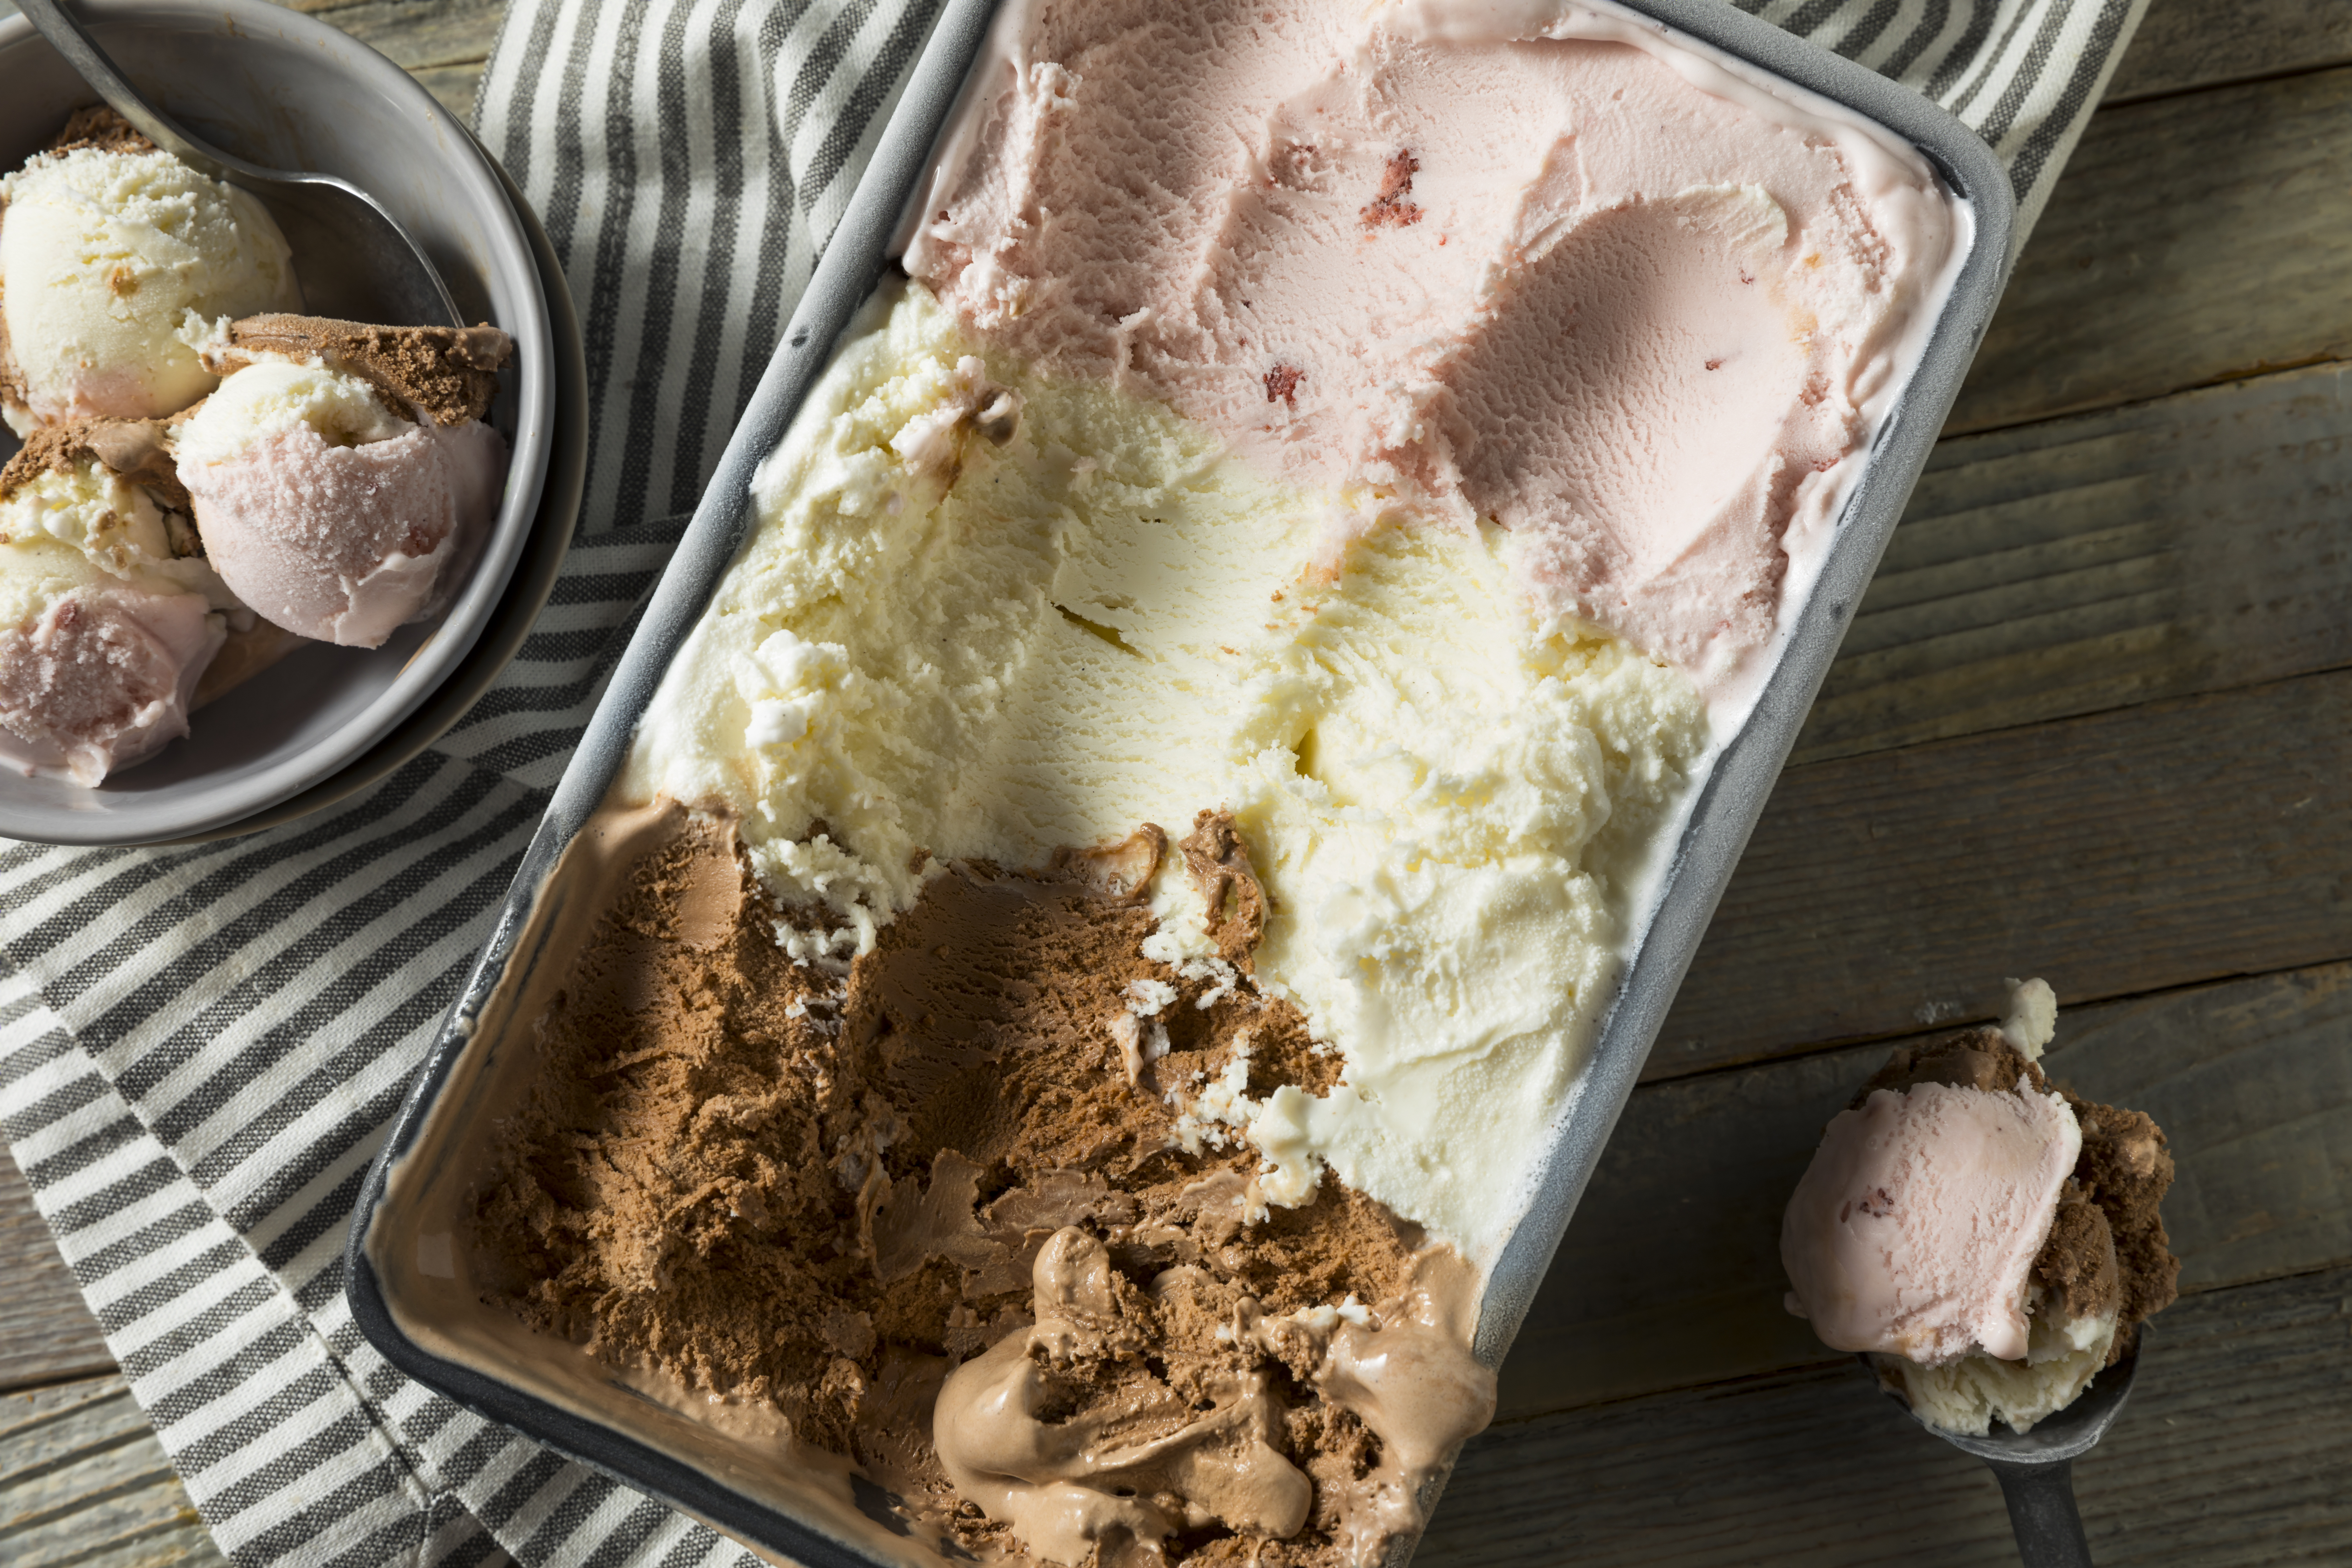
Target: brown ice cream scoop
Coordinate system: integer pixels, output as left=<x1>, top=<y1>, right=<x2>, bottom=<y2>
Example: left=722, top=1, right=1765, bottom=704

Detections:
left=204, top=314, right=516, bottom=428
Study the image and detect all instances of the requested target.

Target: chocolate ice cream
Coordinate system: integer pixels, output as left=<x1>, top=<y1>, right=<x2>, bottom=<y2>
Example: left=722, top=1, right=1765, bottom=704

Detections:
left=472, top=803, right=1494, bottom=1568
left=202, top=313, right=511, bottom=429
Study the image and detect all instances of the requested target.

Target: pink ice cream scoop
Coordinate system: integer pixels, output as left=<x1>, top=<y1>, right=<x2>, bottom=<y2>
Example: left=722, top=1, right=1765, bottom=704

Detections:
left=179, top=417, right=505, bottom=648
left=0, top=584, right=224, bottom=785
left=176, top=315, right=514, bottom=648
left=1780, top=1077, right=2080, bottom=1364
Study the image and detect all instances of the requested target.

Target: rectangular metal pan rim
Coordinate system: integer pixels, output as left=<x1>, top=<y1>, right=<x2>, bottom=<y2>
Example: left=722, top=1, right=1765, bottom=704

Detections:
left=344, top=2, right=2017, bottom=1563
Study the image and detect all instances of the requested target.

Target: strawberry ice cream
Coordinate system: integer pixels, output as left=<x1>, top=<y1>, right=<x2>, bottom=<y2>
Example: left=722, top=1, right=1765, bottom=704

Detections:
left=1782, top=1058, right=2081, bottom=1364
left=904, top=0, right=1962, bottom=700
left=174, top=315, right=512, bottom=648
left=0, top=581, right=221, bottom=784
left=0, top=418, right=243, bottom=784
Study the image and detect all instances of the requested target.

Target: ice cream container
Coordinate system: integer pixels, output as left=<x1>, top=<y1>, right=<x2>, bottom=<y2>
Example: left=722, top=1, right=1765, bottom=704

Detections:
left=346, top=0, right=2016, bottom=1564
left=0, top=0, right=560, bottom=845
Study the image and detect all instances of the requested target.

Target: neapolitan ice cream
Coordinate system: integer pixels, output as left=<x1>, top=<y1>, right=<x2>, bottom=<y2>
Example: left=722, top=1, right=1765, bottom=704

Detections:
left=1781, top=981, right=2180, bottom=1435
left=175, top=314, right=512, bottom=647
left=430, top=2, right=1972, bottom=1564
left=0, top=106, right=516, bottom=784
left=0, top=109, right=300, bottom=435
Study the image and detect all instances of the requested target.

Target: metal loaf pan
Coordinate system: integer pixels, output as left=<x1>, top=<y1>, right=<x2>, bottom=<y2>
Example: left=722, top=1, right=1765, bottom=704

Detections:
left=345, top=2, right=2016, bottom=1564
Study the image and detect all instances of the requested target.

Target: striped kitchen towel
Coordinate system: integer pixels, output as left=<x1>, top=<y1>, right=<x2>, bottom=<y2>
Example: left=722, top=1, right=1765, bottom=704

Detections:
left=0, top=1, right=2147, bottom=1566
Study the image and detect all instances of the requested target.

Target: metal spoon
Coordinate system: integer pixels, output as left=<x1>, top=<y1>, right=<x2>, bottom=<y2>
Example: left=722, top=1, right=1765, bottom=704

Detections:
left=15, top=0, right=459, bottom=328
left=1868, top=1339, right=2140, bottom=1567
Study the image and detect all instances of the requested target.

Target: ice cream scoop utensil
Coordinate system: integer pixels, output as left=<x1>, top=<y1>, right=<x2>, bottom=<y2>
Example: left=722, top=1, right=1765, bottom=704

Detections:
left=1869, top=1340, right=2140, bottom=1567
left=15, top=0, right=460, bottom=328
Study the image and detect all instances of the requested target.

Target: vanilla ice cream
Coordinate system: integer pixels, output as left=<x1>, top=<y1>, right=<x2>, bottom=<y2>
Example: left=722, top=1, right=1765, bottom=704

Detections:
left=1783, top=981, right=2180, bottom=1435
left=456, top=3, right=1972, bottom=1562
left=0, top=122, right=300, bottom=434
left=174, top=316, right=511, bottom=647
left=626, top=280, right=1709, bottom=1259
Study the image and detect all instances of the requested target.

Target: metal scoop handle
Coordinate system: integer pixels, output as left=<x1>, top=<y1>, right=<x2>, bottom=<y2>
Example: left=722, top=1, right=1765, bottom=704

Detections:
left=1986, top=1457, right=2094, bottom=1567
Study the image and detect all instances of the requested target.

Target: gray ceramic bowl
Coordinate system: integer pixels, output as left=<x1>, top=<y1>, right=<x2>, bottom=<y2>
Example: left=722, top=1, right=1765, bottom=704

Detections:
left=0, top=0, right=554, bottom=845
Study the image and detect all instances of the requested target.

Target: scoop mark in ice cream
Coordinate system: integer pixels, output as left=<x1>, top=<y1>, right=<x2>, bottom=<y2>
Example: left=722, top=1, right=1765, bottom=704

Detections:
left=475, top=803, right=1494, bottom=1568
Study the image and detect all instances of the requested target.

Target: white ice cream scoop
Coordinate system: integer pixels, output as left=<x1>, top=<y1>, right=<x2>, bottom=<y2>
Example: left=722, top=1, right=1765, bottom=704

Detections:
left=1866, top=1337, right=2142, bottom=1568
left=0, top=139, right=299, bottom=430
left=15, top=0, right=458, bottom=330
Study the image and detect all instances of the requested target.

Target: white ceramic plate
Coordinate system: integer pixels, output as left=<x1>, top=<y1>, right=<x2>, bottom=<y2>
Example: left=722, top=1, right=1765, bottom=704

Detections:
left=0, top=0, right=554, bottom=845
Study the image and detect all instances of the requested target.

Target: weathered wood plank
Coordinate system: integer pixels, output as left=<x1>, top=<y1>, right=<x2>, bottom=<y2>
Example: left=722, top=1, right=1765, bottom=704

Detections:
left=1654, top=666, right=2352, bottom=1078
left=1501, top=962, right=2352, bottom=1417
left=1433, top=1264, right=2352, bottom=1568
left=1794, top=360, right=2352, bottom=765
left=1947, top=65, right=2352, bottom=436
left=273, top=0, right=500, bottom=121
left=0, top=1376, right=227, bottom=1568
left=280, top=0, right=504, bottom=70
left=2105, top=0, right=2352, bottom=104
left=0, top=1147, right=112, bottom=1396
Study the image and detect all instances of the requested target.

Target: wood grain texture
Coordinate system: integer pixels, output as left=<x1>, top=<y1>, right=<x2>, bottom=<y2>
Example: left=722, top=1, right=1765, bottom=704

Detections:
left=1654, top=667, right=2352, bottom=1078
left=281, top=0, right=502, bottom=120
left=2106, top=0, right=2352, bottom=103
left=0, top=1377, right=227, bottom=1568
left=1948, top=65, right=2352, bottom=436
left=1795, top=360, right=2352, bottom=765
left=1433, top=1264, right=2352, bottom=1568
left=280, top=0, right=503, bottom=68
left=0, top=1147, right=112, bottom=1396
left=1499, top=962, right=2352, bottom=1418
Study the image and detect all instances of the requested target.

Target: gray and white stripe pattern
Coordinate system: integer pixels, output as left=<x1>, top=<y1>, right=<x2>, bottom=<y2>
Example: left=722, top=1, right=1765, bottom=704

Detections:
left=1735, top=0, right=2148, bottom=239
left=0, top=1, right=2143, bottom=1565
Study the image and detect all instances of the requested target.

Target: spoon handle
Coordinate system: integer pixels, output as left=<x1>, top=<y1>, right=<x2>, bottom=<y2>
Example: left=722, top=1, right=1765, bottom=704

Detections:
left=1987, top=1458, right=2094, bottom=1567
left=14, top=0, right=234, bottom=180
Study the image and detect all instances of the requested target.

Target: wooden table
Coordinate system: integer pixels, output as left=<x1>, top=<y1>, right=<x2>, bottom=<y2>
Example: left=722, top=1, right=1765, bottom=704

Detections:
left=6, top=0, right=2350, bottom=1563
